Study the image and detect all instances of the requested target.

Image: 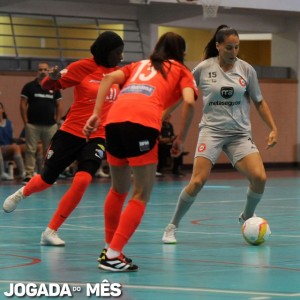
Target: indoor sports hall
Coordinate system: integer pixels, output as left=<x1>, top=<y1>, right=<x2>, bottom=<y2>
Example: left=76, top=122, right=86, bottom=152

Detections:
left=1, top=0, right=300, bottom=299
left=1, top=170, right=300, bottom=299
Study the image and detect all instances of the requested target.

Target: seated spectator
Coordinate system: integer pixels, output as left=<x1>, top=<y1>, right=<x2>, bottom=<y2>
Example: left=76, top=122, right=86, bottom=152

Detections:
left=0, top=147, right=13, bottom=180
left=0, top=102, right=25, bottom=180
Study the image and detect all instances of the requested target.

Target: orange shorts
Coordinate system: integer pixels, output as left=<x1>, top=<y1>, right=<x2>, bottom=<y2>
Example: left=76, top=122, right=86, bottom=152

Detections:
left=107, top=143, right=158, bottom=167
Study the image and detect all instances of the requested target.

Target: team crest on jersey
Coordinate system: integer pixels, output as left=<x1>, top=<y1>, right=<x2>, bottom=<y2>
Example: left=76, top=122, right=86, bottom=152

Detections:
left=220, top=87, right=234, bottom=99
left=239, top=77, right=246, bottom=87
left=197, top=143, right=206, bottom=153
left=46, top=150, right=54, bottom=160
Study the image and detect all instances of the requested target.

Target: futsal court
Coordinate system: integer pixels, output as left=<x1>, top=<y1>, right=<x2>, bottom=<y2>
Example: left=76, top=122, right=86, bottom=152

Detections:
left=0, top=167, right=300, bottom=299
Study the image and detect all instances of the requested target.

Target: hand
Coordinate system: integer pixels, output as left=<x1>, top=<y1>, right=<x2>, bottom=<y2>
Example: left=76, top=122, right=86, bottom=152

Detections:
left=83, top=114, right=100, bottom=141
left=266, top=130, right=278, bottom=149
left=48, top=65, right=61, bottom=81
left=170, top=138, right=183, bottom=157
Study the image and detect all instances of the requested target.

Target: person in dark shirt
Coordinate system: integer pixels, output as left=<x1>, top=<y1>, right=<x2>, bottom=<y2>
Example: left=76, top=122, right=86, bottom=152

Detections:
left=20, top=62, right=62, bottom=183
left=156, top=114, right=186, bottom=177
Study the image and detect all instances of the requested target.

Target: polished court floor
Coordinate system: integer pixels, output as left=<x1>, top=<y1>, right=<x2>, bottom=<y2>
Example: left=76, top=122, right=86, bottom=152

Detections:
left=0, top=168, right=300, bottom=299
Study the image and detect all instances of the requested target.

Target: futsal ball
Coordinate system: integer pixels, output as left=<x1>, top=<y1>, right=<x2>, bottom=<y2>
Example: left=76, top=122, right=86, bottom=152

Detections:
left=242, top=217, right=271, bottom=245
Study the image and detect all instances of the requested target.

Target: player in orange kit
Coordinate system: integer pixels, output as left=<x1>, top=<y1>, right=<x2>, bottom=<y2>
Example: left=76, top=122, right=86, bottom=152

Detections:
left=84, top=32, right=198, bottom=271
left=3, top=31, right=124, bottom=246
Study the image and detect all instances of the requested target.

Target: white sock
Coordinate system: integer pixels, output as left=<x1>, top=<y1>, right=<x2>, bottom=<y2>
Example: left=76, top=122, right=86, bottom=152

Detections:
left=106, top=248, right=120, bottom=259
left=243, top=187, right=263, bottom=219
left=170, top=188, right=196, bottom=227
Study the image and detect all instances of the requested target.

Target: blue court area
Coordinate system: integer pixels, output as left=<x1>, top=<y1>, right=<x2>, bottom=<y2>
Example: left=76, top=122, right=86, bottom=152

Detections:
left=0, top=169, right=300, bottom=299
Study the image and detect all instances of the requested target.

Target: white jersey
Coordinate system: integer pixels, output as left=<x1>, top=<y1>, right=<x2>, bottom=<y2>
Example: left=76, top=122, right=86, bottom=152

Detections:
left=192, top=57, right=263, bottom=134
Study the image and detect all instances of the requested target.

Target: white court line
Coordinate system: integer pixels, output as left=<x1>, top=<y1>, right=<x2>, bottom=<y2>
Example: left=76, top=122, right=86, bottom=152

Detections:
left=1, top=223, right=300, bottom=238
left=0, top=280, right=299, bottom=298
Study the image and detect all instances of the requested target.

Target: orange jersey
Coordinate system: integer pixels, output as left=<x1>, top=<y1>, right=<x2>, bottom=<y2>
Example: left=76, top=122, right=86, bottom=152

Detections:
left=105, top=59, right=198, bottom=131
left=47, top=57, right=119, bottom=138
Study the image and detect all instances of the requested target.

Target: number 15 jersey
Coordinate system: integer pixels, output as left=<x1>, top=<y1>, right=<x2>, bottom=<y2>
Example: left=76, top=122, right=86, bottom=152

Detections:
left=193, top=57, right=263, bottom=134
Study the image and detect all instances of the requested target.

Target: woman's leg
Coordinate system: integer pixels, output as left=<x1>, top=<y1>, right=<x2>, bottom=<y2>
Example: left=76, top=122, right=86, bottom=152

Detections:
left=171, top=156, right=212, bottom=227
left=235, top=152, right=267, bottom=220
left=162, top=156, right=212, bottom=244
left=103, top=164, right=132, bottom=247
left=106, top=163, right=156, bottom=256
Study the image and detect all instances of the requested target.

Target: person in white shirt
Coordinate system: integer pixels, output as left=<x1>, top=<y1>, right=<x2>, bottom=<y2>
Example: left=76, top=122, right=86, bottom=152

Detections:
left=162, top=25, right=278, bottom=244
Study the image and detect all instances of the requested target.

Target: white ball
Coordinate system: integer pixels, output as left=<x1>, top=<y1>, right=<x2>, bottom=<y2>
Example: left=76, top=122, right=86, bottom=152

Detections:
left=242, top=217, right=271, bottom=245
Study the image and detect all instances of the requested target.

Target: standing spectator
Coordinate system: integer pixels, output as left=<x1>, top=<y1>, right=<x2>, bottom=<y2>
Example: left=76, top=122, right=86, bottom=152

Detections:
left=17, top=127, right=44, bottom=175
left=162, top=25, right=278, bottom=244
left=0, top=102, right=25, bottom=180
left=20, top=62, right=62, bottom=184
left=84, top=32, right=198, bottom=271
left=3, top=31, right=124, bottom=249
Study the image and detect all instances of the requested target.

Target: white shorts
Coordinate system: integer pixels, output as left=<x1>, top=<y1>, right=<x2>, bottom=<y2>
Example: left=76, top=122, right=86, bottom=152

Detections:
left=194, top=128, right=259, bottom=166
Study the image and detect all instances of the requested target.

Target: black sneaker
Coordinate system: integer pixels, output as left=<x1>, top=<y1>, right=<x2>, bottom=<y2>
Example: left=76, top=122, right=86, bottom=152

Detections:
left=22, top=177, right=31, bottom=185
left=172, top=171, right=185, bottom=177
left=97, top=248, right=132, bottom=264
left=98, top=253, right=138, bottom=272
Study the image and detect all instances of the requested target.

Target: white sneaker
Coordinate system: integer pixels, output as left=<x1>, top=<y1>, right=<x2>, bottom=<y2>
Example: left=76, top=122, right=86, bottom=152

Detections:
left=40, top=227, right=65, bottom=246
left=238, top=212, right=257, bottom=225
left=95, top=169, right=110, bottom=178
left=1, top=172, right=14, bottom=181
left=3, top=187, right=25, bottom=213
left=162, top=224, right=177, bottom=244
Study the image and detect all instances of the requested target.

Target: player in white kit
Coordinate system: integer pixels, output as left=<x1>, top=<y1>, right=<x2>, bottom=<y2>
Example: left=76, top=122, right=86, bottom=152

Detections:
left=162, top=25, right=278, bottom=244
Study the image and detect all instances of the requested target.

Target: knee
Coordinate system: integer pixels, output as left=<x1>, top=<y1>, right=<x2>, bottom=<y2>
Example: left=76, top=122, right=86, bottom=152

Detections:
left=186, top=177, right=206, bottom=197
left=12, top=144, right=21, bottom=154
left=251, top=172, right=267, bottom=191
left=73, top=171, right=92, bottom=189
left=131, top=189, right=150, bottom=204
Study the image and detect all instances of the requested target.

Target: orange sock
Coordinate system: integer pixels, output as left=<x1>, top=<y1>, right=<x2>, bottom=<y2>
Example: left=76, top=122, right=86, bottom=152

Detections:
left=104, top=188, right=128, bottom=244
left=23, top=174, right=52, bottom=197
left=109, top=199, right=146, bottom=253
left=48, top=171, right=92, bottom=231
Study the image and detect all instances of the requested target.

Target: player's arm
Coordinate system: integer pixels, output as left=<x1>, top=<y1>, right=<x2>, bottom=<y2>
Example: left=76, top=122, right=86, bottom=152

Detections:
left=162, top=100, right=182, bottom=120
left=55, top=100, right=63, bottom=124
left=20, top=96, right=28, bottom=125
left=83, top=70, right=126, bottom=137
left=41, top=66, right=63, bottom=90
left=253, top=99, right=278, bottom=149
left=171, top=87, right=195, bottom=156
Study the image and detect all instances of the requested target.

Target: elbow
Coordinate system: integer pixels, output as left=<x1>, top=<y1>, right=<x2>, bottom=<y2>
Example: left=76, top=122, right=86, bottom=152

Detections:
left=186, top=101, right=195, bottom=113
left=41, top=77, right=61, bottom=90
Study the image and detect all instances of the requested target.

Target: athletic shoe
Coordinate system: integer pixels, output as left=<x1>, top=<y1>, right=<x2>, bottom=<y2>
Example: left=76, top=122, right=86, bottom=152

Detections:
left=162, top=224, right=177, bottom=244
left=22, top=177, right=31, bottom=185
left=238, top=212, right=257, bottom=225
left=172, top=171, right=185, bottom=177
left=97, top=248, right=132, bottom=264
left=40, top=227, right=65, bottom=246
left=155, top=171, right=164, bottom=177
left=1, top=172, right=14, bottom=181
left=95, top=169, right=110, bottom=178
left=98, top=253, right=138, bottom=272
left=3, top=187, right=25, bottom=213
